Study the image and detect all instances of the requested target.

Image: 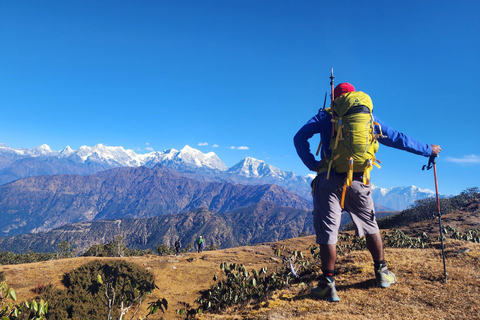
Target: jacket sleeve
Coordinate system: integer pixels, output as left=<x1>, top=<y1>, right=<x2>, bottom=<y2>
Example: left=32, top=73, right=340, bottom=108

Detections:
left=374, top=116, right=432, bottom=157
left=294, top=114, right=323, bottom=171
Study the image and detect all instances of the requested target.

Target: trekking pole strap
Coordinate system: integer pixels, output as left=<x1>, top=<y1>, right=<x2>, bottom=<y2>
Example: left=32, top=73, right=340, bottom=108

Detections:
left=422, top=155, right=436, bottom=171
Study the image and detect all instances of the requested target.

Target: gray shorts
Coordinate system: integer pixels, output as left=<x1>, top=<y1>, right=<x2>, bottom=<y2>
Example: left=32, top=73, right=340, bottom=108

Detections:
left=312, top=172, right=379, bottom=244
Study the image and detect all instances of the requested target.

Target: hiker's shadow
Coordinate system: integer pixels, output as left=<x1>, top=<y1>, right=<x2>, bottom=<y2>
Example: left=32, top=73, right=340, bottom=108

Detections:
left=336, top=279, right=376, bottom=291
left=280, top=279, right=376, bottom=302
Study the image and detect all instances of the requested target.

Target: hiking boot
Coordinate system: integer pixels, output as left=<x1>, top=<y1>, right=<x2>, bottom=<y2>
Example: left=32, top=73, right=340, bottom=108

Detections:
left=375, top=265, right=397, bottom=288
left=311, top=276, right=339, bottom=302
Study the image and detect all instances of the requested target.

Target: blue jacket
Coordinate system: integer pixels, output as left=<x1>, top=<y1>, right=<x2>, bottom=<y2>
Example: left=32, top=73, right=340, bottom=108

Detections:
left=294, top=109, right=432, bottom=171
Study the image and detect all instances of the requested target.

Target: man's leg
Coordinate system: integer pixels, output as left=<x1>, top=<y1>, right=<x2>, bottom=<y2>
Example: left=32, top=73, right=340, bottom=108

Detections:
left=311, top=173, right=343, bottom=302
left=365, top=232, right=384, bottom=261
left=320, top=243, right=337, bottom=271
left=345, top=182, right=397, bottom=288
left=312, top=242, right=339, bottom=302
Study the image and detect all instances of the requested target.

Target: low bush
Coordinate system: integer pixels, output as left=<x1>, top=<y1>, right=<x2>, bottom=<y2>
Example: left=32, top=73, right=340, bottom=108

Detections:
left=83, top=237, right=153, bottom=257
left=1, top=281, right=48, bottom=319
left=0, top=251, right=56, bottom=266
left=39, top=260, right=158, bottom=320
left=443, top=226, right=480, bottom=243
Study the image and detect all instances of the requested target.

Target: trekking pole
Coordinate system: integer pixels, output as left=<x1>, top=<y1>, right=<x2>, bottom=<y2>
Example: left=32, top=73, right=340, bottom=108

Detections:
left=330, top=68, right=335, bottom=138
left=423, top=155, right=448, bottom=283
left=316, top=92, right=327, bottom=156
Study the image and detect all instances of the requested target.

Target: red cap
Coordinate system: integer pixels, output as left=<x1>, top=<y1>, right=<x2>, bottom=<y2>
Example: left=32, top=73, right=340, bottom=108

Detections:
left=334, top=83, right=355, bottom=99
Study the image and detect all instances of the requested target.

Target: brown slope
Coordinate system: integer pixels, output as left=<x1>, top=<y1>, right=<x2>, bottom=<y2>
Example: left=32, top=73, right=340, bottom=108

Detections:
left=1, top=236, right=479, bottom=320
left=400, top=199, right=480, bottom=238
left=2, top=197, right=479, bottom=319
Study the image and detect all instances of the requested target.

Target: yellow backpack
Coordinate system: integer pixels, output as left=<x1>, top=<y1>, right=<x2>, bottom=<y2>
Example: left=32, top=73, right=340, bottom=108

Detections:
left=324, top=91, right=384, bottom=207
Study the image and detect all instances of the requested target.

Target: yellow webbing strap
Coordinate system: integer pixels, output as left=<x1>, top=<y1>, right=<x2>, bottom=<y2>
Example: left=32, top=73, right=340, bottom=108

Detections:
left=363, top=157, right=382, bottom=185
left=346, top=157, right=354, bottom=187
left=363, top=159, right=373, bottom=185
left=341, top=157, right=354, bottom=209
left=333, top=118, right=343, bottom=150
left=373, top=121, right=387, bottom=139
left=326, top=154, right=340, bottom=180
left=340, top=179, right=348, bottom=209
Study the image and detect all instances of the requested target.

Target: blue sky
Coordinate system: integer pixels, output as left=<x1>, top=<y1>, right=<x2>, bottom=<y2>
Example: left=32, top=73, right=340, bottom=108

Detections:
left=0, top=0, right=479, bottom=195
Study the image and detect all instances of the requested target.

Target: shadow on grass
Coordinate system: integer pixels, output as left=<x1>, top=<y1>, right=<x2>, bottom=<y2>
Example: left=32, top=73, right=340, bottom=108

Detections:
left=337, top=279, right=376, bottom=290
left=277, top=279, right=377, bottom=303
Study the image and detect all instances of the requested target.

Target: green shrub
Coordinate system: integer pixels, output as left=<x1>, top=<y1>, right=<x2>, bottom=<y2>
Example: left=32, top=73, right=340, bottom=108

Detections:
left=155, top=244, right=175, bottom=256
left=382, top=229, right=431, bottom=249
left=83, top=237, right=153, bottom=258
left=195, top=262, right=293, bottom=313
left=195, top=246, right=311, bottom=314
left=56, top=241, right=75, bottom=259
left=1, top=281, right=48, bottom=319
left=443, top=226, right=480, bottom=243
left=0, top=251, right=56, bottom=266
left=39, top=260, right=157, bottom=320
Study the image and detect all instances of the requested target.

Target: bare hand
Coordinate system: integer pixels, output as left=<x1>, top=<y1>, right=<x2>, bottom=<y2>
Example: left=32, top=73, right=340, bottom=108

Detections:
left=431, top=145, right=442, bottom=157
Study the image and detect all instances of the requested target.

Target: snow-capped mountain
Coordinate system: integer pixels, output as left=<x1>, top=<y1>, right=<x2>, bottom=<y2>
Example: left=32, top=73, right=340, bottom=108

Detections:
left=0, top=143, right=439, bottom=210
left=0, top=143, right=227, bottom=171
left=371, top=185, right=435, bottom=211
left=225, top=157, right=311, bottom=198
left=0, top=143, right=56, bottom=157
left=145, top=145, right=228, bottom=171
left=227, top=157, right=286, bottom=179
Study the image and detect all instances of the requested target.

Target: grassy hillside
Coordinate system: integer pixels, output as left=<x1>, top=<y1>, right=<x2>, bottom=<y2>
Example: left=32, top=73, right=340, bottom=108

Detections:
left=1, top=208, right=479, bottom=319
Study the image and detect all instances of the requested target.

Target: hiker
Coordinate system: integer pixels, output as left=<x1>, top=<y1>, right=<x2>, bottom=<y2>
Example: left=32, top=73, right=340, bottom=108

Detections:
left=197, top=236, right=204, bottom=253
left=175, top=239, right=181, bottom=255
left=294, top=82, right=441, bottom=302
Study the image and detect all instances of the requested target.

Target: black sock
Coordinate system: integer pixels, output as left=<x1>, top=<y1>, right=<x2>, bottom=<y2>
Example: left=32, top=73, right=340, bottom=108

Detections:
left=374, top=260, right=387, bottom=270
left=322, top=269, right=335, bottom=281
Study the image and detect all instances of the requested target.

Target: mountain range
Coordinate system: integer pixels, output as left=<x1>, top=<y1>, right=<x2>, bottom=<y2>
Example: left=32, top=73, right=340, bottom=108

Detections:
left=371, top=185, right=436, bottom=211
left=0, top=142, right=444, bottom=254
left=0, top=144, right=311, bottom=198
left=0, top=143, right=437, bottom=210
left=0, top=165, right=311, bottom=238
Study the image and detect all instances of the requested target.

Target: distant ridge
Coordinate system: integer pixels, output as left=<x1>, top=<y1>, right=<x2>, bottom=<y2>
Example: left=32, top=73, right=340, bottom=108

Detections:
left=0, top=202, right=314, bottom=254
left=0, top=165, right=311, bottom=237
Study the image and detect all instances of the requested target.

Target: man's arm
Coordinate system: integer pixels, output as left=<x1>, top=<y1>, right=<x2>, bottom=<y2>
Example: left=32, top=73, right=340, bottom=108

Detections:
left=374, top=116, right=438, bottom=157
left=294, top=113, right=325, bottom=171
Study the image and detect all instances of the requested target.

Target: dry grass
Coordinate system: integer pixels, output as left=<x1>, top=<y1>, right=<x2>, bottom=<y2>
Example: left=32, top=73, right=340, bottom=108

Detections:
left=0, top=238, right=310, bottom=319
left=2, top=205, right=480, bottom=319
left=1, top=235, right=479, bottom=320
left=197, top=238, right=480, bottom=320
